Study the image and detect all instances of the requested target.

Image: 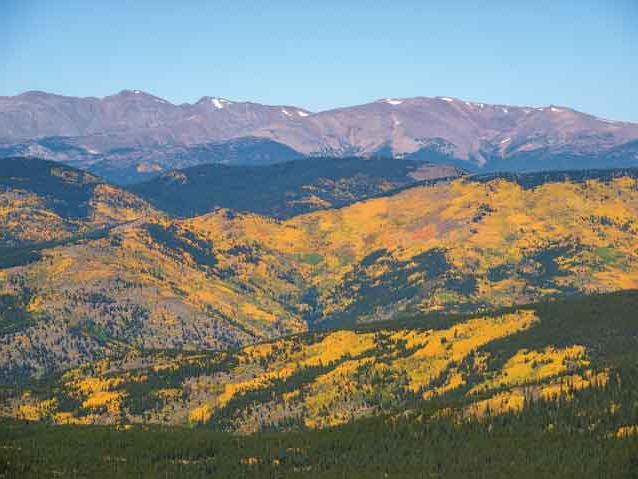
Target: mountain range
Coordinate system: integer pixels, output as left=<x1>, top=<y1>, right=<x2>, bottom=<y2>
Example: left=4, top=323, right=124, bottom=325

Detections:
left=2, top=90, right=638, bottom=183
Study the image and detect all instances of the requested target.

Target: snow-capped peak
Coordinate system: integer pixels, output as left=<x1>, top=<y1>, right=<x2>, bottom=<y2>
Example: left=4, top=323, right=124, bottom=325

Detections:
left=282, top=108, right=310, bottom=118
left=440, top=97, right=455, bottom=103
left=384, top=98, right=403, bottom=106
left=464, top=101, right=485, bottom=109
left=211, top=98, right=231, bottom=109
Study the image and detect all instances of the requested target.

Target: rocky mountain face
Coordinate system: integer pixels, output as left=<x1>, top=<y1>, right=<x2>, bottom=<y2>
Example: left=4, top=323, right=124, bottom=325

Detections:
left=0, top=90, right=311, bottom=145
left=1, top=91, right=638, bottom=182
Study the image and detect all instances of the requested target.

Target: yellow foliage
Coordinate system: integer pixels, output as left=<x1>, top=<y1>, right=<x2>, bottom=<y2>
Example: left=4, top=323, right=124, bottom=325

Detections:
left=189, top=403, right=213, bottom=423
left=282, top=390, right=300, bottom=402
left=615, top=425, right=638, bottom=438
left=155, top=389, right=182, bottom=400
left=471, top=345, right=589, bottom=394
left=539, top=370, right=610, bottom=400
left=16, top=404, right=41, bottom=421
left=17, top=399, right=57, bottom=421
left=466, top=389, right=526, bottom=418
left=423, top=370, right=466, bottom=400
left=26, top=295, right=44, bottom=313
left=54, top=412, right=75, bottom=424
left=241, top=303, right=277, bottom=324
left=71, top=377, right=124, bottom=395
left=464, top=369, right=610, bottom=420
left=300, top=330, right=376, bottom=367
left=393, top=310, right=539, bottom=393
left=82, top=391, right=124, bottom=414
left=302, top=357, right=382, bottom=429
left=240, top=342, right=276, bottom=363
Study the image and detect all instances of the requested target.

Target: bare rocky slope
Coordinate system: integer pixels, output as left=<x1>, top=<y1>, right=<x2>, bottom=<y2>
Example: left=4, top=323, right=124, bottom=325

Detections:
left=1, top=91, right=637, bottom=182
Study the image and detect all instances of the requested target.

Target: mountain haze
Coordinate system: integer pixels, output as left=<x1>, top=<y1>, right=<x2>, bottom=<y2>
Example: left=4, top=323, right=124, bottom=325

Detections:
left=1, top=91, right=638, bottom=183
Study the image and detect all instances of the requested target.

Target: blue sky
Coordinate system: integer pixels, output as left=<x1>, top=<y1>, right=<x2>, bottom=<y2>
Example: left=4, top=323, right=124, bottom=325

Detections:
left=1, top=0, right=637, bottom=121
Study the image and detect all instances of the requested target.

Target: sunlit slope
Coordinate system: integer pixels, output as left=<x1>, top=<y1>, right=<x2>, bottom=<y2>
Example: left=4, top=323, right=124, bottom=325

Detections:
left=189, top=169, right=638, bottom=321
left=4, top=291, right=635, bottom=434
left=0, top=158, right=156, bottom=247
left=0, top=216, right=308, bottom=381
left=1, top=168, right=637, bottom=381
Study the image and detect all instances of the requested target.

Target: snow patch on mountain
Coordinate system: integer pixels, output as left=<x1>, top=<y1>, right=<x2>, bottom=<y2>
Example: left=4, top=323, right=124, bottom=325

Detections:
left=211, top=98, right=231, bottom=109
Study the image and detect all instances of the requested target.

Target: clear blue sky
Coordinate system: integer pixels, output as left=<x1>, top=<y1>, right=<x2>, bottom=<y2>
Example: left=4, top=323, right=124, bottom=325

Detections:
left=2, top=0, right=637, bottom=121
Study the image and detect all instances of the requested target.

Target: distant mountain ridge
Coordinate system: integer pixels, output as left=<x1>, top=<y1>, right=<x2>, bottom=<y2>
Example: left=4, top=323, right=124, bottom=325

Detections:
left=0, top=90, right=312, bottom=143
left=1, top=90, right=638, bottom=182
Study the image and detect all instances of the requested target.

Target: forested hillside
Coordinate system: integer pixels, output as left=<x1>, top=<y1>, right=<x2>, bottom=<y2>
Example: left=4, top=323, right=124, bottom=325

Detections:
left=0, top=162, right=637, bottom=383
left=4, top=2, right=637, bottom=477
left=0, top=158, right=156, bottom=248
left=131, top=157, right=461, bottom=218
left=1, top=291, right=637, bottom=477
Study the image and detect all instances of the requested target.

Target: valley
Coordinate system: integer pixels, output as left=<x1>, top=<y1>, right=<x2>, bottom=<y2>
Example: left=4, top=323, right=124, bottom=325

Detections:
left=0, top=159, right=637, bottom=381
left=0, top=158, right=636, bottom=477
left=4, top=2, right=636, bottom=477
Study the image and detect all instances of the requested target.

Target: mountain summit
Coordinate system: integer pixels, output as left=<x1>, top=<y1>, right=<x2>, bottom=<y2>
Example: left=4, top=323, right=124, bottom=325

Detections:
left=1, top=91, right=637, bottom=181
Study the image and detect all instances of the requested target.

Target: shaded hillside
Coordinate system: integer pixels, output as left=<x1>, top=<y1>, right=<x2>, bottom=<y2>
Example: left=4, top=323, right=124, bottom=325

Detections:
left=87, top=137, right=306, bottom=184
left=0, top=168, right=637, bottom=382
left=1, top=137, right=306, bottom=184
left=470, top=167, right=638, bottom=188
left=480, top=140, right=638, bottom=173
left=0, top=157, right=156, bottom=247
left=131, top=158, right=462, bottom=218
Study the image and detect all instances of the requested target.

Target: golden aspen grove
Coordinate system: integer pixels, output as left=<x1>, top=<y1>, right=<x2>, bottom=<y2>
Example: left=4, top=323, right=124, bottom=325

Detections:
left=0, top=158, right=637, bottom=477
